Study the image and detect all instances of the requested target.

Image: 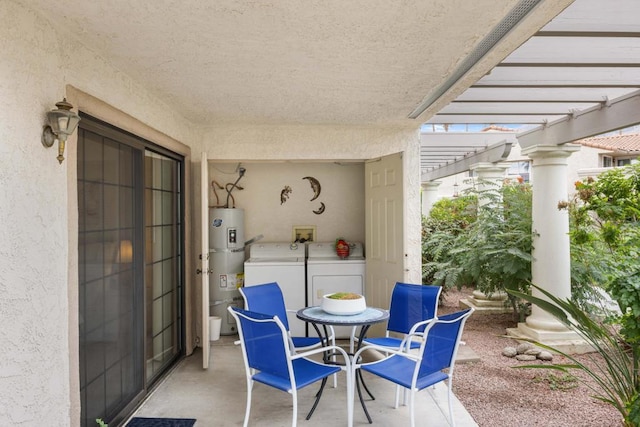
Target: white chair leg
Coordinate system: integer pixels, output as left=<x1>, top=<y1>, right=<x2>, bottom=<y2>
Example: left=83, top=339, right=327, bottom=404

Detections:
left=394, top=386, right=399, bottom=409
left=409, top=388, right=416, bottom=427
left=448, top=378, right=455, bottom=427
left=243, top=379, right=253, bottom=427
left=292, top=390, right=298, bottom=427
left=331, top=333, right=338, bottom=388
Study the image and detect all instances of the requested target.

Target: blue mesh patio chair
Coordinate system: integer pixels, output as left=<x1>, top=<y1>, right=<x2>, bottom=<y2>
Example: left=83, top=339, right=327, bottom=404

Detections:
left=240, top=282, right=337, bottom=386
left=361, top=282, right=442, bottom=352
left=228, top=306, right=353, bottom=427
left=353, top=308, right=474, bottom=427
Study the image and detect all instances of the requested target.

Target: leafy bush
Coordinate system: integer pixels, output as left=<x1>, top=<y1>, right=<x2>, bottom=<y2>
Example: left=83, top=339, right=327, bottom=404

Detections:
left=423, top=162, right=640, bottom=324
left=561, top=163, right=640, bottom=339
left=421, top=194, right=476, bottom=285
left=422, top=179, right=534, bottom=319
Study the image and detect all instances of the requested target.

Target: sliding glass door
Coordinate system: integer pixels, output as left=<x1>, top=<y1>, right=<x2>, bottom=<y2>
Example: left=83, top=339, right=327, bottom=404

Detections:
left=78, top=116, right=184, bottom=426
left=144, top=151, right=184, bottom=382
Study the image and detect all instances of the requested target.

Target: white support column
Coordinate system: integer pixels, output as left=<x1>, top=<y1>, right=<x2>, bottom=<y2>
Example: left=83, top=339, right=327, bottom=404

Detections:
left=507, top=144, right=590, bottom=353
left=421, top=181, right=441, bottom=217
left=470, top=162, right=510, bottom=207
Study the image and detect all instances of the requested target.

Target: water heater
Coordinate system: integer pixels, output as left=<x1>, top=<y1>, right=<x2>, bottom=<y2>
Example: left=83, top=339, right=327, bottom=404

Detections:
left=209, top=208, right=245, bottom=335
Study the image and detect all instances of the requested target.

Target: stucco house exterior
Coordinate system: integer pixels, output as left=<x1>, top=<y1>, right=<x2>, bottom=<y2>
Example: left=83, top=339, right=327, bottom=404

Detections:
left=3, top=0, right=639, bottom=426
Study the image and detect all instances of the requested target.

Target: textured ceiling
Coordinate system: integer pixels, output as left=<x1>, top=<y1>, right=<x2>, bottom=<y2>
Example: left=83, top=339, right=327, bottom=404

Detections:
left=21, top=0, right=569, bottom=127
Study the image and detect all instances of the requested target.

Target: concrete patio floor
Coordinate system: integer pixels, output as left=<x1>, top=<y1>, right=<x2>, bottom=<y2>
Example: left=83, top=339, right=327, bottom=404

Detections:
left=130, top=335, right=479, bottom=426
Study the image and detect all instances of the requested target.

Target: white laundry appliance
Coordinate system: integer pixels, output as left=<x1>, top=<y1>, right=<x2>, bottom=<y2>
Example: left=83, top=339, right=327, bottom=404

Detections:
left=243, top=242, right=307, bottom=337
left=306, top=242, right=366, bottom=338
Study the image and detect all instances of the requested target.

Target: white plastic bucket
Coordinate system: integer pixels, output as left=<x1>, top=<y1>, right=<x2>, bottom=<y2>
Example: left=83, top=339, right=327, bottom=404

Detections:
left=209, top=316, right=222, bottom=341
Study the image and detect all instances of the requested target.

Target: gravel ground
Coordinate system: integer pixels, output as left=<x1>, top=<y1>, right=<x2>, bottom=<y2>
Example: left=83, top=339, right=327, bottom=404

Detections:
left=441, top=287, right=624, bottom=427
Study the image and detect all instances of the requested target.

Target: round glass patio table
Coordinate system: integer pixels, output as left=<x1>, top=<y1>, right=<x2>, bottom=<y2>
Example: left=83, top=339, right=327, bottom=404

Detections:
left=297, top=306, right=389, bottom=424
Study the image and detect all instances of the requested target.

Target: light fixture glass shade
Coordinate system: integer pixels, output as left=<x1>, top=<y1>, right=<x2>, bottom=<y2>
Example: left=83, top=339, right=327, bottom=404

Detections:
left=47, top=99, right=80, bottom=141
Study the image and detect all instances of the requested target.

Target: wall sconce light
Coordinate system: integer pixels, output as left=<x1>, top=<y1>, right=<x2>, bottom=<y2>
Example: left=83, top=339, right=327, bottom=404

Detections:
left=41, top=98, right=81, bottom=164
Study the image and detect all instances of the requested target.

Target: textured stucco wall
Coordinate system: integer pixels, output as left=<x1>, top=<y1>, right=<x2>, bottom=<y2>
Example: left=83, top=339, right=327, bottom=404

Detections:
left=567, top=145, right=604, bottom=191
left=209, top=161, right=366, bottom=245
left=0, top=2, right=195, bottom=426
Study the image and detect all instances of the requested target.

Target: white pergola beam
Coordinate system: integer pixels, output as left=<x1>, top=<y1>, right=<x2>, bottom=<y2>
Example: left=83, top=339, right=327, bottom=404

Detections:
left=421, top=140, right=513, bottom=181
left=517, top=89, right=640, bottom=148
left=426, top=115, right=564, bottom=124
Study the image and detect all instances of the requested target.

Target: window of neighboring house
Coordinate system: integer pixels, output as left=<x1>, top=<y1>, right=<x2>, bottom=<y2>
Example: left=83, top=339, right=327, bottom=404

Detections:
left=617, top=158, right=632, bottom=166
left=602, top=156, right=613, bottom=168
left=507, top=160, right=531, bottom=183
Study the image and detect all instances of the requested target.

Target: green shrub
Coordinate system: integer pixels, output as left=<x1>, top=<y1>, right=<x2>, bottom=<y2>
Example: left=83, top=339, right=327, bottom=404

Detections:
left=561, top=163, right=640, bottom=338
left=422, top=179, right=533, bottom=319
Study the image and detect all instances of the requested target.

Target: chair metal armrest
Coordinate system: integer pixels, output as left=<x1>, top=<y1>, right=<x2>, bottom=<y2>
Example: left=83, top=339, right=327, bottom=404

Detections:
left=407, top=318, right=434, bottom=336
left=352, top=343, right=419, bottom=369
left=292, top=345, right=352, bottom=370
left=398, top=318, right=434, bottom=351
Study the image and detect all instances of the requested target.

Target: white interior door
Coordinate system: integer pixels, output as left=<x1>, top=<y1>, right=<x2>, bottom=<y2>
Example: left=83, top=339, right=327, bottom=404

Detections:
left=200, top=152, right=210, bottom=369
left=365, top=152, right=404, bottom=336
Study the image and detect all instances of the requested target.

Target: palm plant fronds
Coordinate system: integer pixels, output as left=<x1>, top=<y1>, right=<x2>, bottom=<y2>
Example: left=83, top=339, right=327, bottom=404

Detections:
left=508, top=285, right=640, bottom=426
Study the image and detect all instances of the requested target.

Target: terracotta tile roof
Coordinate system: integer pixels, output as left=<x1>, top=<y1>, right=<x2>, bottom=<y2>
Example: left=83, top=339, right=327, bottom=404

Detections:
left=577, top=133, right=640, bottom=154
left=480, top=125, right=517, bottom=133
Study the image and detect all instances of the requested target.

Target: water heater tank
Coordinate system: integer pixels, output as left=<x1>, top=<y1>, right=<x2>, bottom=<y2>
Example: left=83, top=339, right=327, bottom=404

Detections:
left=209, top=208, right=245, bottom=335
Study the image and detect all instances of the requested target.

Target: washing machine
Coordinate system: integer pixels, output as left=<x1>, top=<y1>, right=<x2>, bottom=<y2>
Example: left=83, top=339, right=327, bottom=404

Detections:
left=243, top=242, right=307, bottom=337
left=306, top=242, right=366, bottom=338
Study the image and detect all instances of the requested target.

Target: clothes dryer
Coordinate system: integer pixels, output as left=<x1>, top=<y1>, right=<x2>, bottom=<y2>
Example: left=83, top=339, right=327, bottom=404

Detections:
left=243, top=242, right=307, bottom=337
left=306, top=242, right=365, bottom=338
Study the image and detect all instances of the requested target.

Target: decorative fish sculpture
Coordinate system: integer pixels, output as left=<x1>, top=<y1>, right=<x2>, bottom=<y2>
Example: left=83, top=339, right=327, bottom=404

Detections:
left=302, top=176, right=321, bottom=201
left=312, top=202, right=325, bottom=215
left=280, top=185, right=292, bottom=205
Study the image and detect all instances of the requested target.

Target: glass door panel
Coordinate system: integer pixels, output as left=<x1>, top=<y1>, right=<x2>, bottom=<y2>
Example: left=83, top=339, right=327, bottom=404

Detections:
left=78, top=127, right=143, bottom=427
left=144, top=151, right=183, bottom=382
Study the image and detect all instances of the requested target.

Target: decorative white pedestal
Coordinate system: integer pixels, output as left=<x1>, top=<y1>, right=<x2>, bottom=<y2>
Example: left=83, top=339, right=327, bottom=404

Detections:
left=459, top=290, right=512, bottom=314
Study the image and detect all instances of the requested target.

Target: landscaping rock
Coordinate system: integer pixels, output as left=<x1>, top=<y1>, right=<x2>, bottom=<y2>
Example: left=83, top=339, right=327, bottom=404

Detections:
left=525, top=348, right=542, bottom=356
left=516, top=343, right=533, bottom=354
left=502, top=347, right=517, bottom=357
left=515, top=354, right=537, bottom=361
left=538, top=351, right=553, bottom=361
